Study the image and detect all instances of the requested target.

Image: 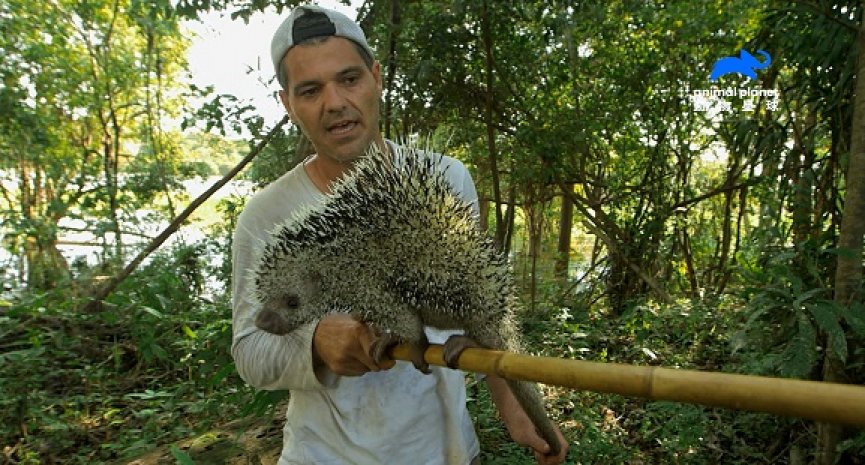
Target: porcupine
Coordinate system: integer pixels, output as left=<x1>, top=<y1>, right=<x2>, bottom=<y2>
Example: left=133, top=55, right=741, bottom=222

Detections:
left=250, top=143, right=562, bottom=456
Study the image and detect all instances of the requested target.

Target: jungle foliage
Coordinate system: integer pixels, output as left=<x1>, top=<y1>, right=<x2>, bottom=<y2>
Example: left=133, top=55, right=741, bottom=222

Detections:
left=1, top=0, right=864, bottom=464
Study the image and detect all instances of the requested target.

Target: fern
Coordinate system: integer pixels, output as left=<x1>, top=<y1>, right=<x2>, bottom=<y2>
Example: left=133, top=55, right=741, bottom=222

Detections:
left=807, top=301, right=848, bottom=362
left=777, top=312, right=817, bottom=378
left=840, top=301, right=865, bottom=340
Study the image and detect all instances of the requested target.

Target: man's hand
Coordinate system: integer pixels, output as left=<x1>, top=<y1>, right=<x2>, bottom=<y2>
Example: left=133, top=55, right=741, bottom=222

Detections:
left=312, top=314, right=396, bottom=377
left=503, top=406, right=568, bottom=465
left=487, top=375, right=569, bottom=464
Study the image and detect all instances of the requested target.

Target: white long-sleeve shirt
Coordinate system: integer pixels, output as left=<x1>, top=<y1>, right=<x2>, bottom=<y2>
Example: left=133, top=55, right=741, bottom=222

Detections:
left=231, top=142, right=481, bottom=464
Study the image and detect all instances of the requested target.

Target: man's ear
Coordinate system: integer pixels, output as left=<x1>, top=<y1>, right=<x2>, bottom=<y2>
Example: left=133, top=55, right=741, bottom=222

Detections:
left=371, top=61, right=382, bottom=92
left=279, top=89, right=295, bottom=120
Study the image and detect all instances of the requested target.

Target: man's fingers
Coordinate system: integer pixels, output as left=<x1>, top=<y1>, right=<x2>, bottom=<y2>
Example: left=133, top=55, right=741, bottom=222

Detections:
left=528, top=438, right=550, bottom=457
left=534, top=429, right=568, bottom=464
left=313, top=315, right=399, bottom=375
left=329, top=351, right=380, bottom=376
left=356, top=327, right=385, bottom=372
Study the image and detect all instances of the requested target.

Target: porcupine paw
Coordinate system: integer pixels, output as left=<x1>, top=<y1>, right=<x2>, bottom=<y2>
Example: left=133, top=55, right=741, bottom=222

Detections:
left=369, top=331, right=401, bottom=366
left=442, top=335, right=482, bottom=369
left=409, top=333, right=431, bottom=374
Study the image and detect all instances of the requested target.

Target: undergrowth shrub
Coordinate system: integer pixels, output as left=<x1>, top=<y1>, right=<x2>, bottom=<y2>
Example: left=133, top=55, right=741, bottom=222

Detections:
left=482, top=287, right=810, bottom=465
left=0, top=242, right=248, bottom=464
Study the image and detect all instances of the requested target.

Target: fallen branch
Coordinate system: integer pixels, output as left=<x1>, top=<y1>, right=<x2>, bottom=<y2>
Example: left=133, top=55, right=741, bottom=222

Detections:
left=80, top=116, right=290, bottom=312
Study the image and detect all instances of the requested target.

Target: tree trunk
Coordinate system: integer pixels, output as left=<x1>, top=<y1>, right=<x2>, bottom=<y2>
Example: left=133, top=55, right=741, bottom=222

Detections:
left=479, top=0, right=506, bottom=251
left=503, top=179, right=517, bottom=255
left=714, top=188, right=734, bottom=291
left=528, top=210, right=539, bottom=314
left=24, top=235, right=69, bottom=290
left=555, top=184, right=574, bottom=280
left=817, top=6, right=865, bottom=464
left=18, top=158, right=69, bottom=289
left=479, top=197, right=489, bottom=232
left=790, top=108, right=817, bottom=249
left=681, top=229, right=699, bottom=296
left=525, top=199, right=546, bottom=314
left=383, top=0, right=400, bottom=139
left=722, top=175, right=750, bottom=294
left=103, top=129, right=122, bottom=262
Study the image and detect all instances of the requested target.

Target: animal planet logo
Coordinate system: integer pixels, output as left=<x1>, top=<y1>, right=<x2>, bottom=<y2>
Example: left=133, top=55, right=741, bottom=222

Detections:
left=683, top=49, right=779, bottom=114
left=710, top=49, right=771, bottom=81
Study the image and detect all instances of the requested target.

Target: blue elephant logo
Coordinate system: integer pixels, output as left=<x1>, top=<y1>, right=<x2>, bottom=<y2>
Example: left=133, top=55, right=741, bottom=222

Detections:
left=709, top=49, right=772, bottom=82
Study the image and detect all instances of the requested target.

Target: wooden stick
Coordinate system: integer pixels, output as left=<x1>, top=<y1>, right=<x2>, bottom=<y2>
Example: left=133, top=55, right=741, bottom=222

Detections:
left=389, top=344, right=865, bottom=426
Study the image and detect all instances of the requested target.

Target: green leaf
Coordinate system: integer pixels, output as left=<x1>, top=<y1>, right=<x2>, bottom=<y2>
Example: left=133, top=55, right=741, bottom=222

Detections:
left=125, top=389, right=173, bottom=400
left=779, top=314, right=817, bottom=378
left=101, top=310, right=119, bottom=325
left=182, top=325, right=197, bottom=339
left=140, top=306, right=164, bottom=319
left=792, top=288, right=828, bottom=308
left=156, top=294, right=172, bottom=311
left=0, top=347, right=45, bottom=363
left=841, top=302, right=865, bottom=339
left=207, top=363, right=236, bottom=387
left=807, top=301, right=847, bottom=363
left=169, top=445, right=196, bottom=465
left=744, top=300, right=772, bottom=328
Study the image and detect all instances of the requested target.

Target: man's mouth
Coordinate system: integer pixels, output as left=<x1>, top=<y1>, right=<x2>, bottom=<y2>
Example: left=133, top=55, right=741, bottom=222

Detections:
left=328, top=120, right=358, bottom=135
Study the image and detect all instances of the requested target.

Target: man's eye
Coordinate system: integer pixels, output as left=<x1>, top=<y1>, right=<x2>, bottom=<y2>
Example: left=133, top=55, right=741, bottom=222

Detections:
left=299, top=88, right=318, bottom=97
left=343, top=75, right=358, bottom=84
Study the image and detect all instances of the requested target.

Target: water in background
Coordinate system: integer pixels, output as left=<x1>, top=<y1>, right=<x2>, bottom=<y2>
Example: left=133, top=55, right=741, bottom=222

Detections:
left=1, top=177, right=254, bottom=297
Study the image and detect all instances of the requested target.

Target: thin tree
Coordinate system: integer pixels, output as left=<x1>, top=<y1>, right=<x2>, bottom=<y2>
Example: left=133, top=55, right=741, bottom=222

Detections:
left=818, top=2, right=865, bottom=463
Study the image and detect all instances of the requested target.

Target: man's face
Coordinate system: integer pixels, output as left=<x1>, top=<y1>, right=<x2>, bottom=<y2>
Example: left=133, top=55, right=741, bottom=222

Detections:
left=279, top=37, right=382, bottom=164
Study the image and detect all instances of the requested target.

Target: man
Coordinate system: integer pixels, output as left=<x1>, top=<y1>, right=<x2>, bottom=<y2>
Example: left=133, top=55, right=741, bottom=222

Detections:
left=230, top=5, right=568, bottom=464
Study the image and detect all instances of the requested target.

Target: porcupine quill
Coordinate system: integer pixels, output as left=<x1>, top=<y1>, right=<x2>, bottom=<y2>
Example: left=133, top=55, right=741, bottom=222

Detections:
left=250, top=143, right=562, bottom=456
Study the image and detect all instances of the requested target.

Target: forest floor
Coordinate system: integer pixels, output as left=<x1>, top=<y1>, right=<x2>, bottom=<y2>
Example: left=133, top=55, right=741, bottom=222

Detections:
left=4, top=270, right=863, bottom=464
left=121, top=413, right=284, bottom=465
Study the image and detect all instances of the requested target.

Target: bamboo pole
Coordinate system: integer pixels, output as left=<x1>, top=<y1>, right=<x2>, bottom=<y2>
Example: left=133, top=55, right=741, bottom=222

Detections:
left=389, top=344, right=865, bottom=426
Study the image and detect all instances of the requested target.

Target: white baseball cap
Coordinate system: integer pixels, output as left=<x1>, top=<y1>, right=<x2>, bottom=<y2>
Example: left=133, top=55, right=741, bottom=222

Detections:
left=270, top=5, right=375, bottom=88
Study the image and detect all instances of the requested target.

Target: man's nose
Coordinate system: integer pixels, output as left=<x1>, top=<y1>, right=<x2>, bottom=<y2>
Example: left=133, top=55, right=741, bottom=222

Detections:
left=322, top=83, right=347, bottom=112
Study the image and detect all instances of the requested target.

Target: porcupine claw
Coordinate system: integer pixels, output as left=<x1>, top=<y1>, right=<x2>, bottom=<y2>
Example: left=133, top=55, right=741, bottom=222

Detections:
left=369, top=331, right=431, bottom=374
left=442, top=335, right=482, bottom=369
left=369, top=331, right=400, bottom=366
left=410, top=332, right=431, bottom=374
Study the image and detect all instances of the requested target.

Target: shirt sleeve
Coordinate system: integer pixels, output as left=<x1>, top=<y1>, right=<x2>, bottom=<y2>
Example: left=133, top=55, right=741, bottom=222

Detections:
left=230, top=206, right=333, bottom=391
left=462, top=171, right=480, bottom=219
left=453, top=158, right=481, bottom=219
